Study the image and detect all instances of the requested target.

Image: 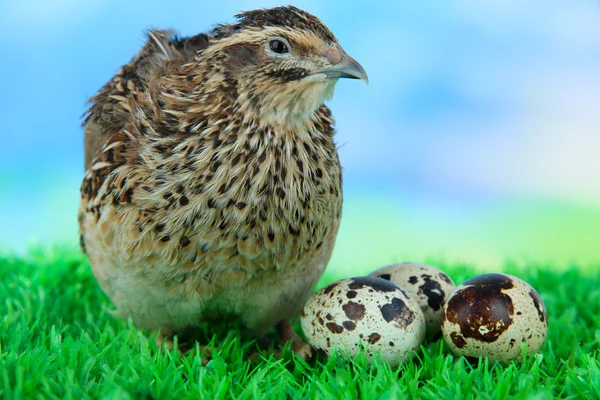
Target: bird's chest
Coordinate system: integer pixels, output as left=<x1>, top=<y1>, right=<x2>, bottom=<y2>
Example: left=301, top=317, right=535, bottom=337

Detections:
left=259, top=148, right=342, bottom=244
left=181, top=132, right=343, bottom=275
left=234, top=140, right=342, bottom=259
left=88, top=126, right=344, bottom=283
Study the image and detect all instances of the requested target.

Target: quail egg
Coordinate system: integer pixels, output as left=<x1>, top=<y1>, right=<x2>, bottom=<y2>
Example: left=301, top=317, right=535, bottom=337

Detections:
left=441, top=273, right=548, bottom=362
left=301, top=276, right=426, bottom=366
left=370, top=262, right=455, bottom=341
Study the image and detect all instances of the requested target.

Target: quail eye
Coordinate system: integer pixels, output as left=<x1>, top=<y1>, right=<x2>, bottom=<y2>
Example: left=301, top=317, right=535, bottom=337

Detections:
left=269, top=39, right=289, bottom=54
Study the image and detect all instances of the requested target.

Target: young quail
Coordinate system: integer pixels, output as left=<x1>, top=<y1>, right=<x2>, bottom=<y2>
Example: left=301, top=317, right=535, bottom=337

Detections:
left=79, top=6, right=368, bottom=358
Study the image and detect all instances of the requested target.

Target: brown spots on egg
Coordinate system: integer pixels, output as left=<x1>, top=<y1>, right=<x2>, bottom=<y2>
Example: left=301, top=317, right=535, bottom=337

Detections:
left=380, top=297, right=416, bottom=328
left=419, top=275, right=445, bottom=311
left=462, top=273, right=514, bottom=290
left=343, top=321, right=356, bottom=331
left=368, top=263, right=456, bottom=342
left=368, top=333, right=381, bottom=344
left=323, top=282, right=338, bottom=295
left=445, top=280, right=514, bottom=343
left=450, top=332, right=467, bottom=349
left=441, top=273, right=548, bottom=362
left=326, top=322, right=343, bottom=334
left=348, top=276, right=398, bottom=292
left=439, top=273, right=452, bottom=284
left=342, top=301, right=365, bottom=321
left=300, top=277, right=426, bottom=365
left=529, top=289, right=547, bottom=323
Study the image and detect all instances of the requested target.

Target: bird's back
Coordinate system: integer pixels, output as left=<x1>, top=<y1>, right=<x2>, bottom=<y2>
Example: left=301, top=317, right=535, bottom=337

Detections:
left=83, top=30, right=210, bottom=169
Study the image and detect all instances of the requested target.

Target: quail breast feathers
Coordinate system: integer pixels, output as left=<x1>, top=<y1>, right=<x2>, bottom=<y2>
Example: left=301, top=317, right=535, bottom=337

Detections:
left=79, top=6, right=367, bottom=346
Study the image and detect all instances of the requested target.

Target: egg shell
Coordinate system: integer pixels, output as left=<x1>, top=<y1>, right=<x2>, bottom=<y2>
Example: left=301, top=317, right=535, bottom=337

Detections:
left=370, top=262, right=455, bottom=341
left=441, top=273, right=548, bottom=362
left=301, top=276, right=426, bottom=366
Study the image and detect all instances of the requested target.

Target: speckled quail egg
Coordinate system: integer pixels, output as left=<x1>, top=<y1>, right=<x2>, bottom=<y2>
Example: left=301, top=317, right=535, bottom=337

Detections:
left=301, top=276, right=426, bottom=366
left=370, top=262, right=455, bottom=341
left=441, top=273, right=548, bottom=362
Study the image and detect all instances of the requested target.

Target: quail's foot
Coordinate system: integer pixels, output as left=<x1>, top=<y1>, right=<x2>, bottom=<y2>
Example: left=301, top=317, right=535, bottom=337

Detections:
left=250, top=321, right=313, bottom=361
left=276, top=321, right=313, bottom=361
left=156, top=332, right=175, bottom=349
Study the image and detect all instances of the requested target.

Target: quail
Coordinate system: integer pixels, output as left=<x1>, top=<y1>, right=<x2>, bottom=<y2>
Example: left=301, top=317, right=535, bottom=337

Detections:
left=79, top=5, right=368, bottom=358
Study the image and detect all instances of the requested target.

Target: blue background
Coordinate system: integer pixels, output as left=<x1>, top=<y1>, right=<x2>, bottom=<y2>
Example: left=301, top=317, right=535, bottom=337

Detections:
left=1, top=0, right=599, bottom=272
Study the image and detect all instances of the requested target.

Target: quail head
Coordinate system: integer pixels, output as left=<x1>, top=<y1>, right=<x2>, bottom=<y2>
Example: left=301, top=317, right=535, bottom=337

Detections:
left=79, top=5, right=367, bottom=358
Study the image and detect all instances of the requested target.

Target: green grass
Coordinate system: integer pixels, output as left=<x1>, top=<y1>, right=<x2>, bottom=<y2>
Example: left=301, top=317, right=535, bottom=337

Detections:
left=1, top=248, right=599, bottom=399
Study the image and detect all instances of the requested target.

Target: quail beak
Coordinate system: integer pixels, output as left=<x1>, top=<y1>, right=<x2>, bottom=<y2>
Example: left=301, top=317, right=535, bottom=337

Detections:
left=313, top=44, right=369, bottom=84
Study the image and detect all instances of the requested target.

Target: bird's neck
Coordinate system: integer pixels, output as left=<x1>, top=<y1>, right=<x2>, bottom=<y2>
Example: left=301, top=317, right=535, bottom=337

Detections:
left=156, top=69, right=333, bottom=140
left=234, top=77, right=338, bottom=131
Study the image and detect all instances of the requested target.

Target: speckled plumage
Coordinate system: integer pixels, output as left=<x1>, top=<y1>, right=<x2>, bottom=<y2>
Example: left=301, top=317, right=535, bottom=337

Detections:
left=79, top=6, right=366, bottom=352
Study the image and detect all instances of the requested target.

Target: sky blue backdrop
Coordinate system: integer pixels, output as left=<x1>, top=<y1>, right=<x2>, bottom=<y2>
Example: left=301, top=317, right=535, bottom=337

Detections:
left=1, top=0, right=599, bottom=271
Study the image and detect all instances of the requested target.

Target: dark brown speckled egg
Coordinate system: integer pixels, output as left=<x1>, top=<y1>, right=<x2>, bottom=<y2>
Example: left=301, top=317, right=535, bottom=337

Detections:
left=300, top=277, right=425, bottom=366
left=441, top=273, right=548, bottom=362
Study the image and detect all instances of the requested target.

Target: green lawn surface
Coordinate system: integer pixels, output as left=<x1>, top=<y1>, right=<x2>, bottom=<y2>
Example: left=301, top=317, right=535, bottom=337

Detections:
left=1, top=248, right=599, bottom=399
